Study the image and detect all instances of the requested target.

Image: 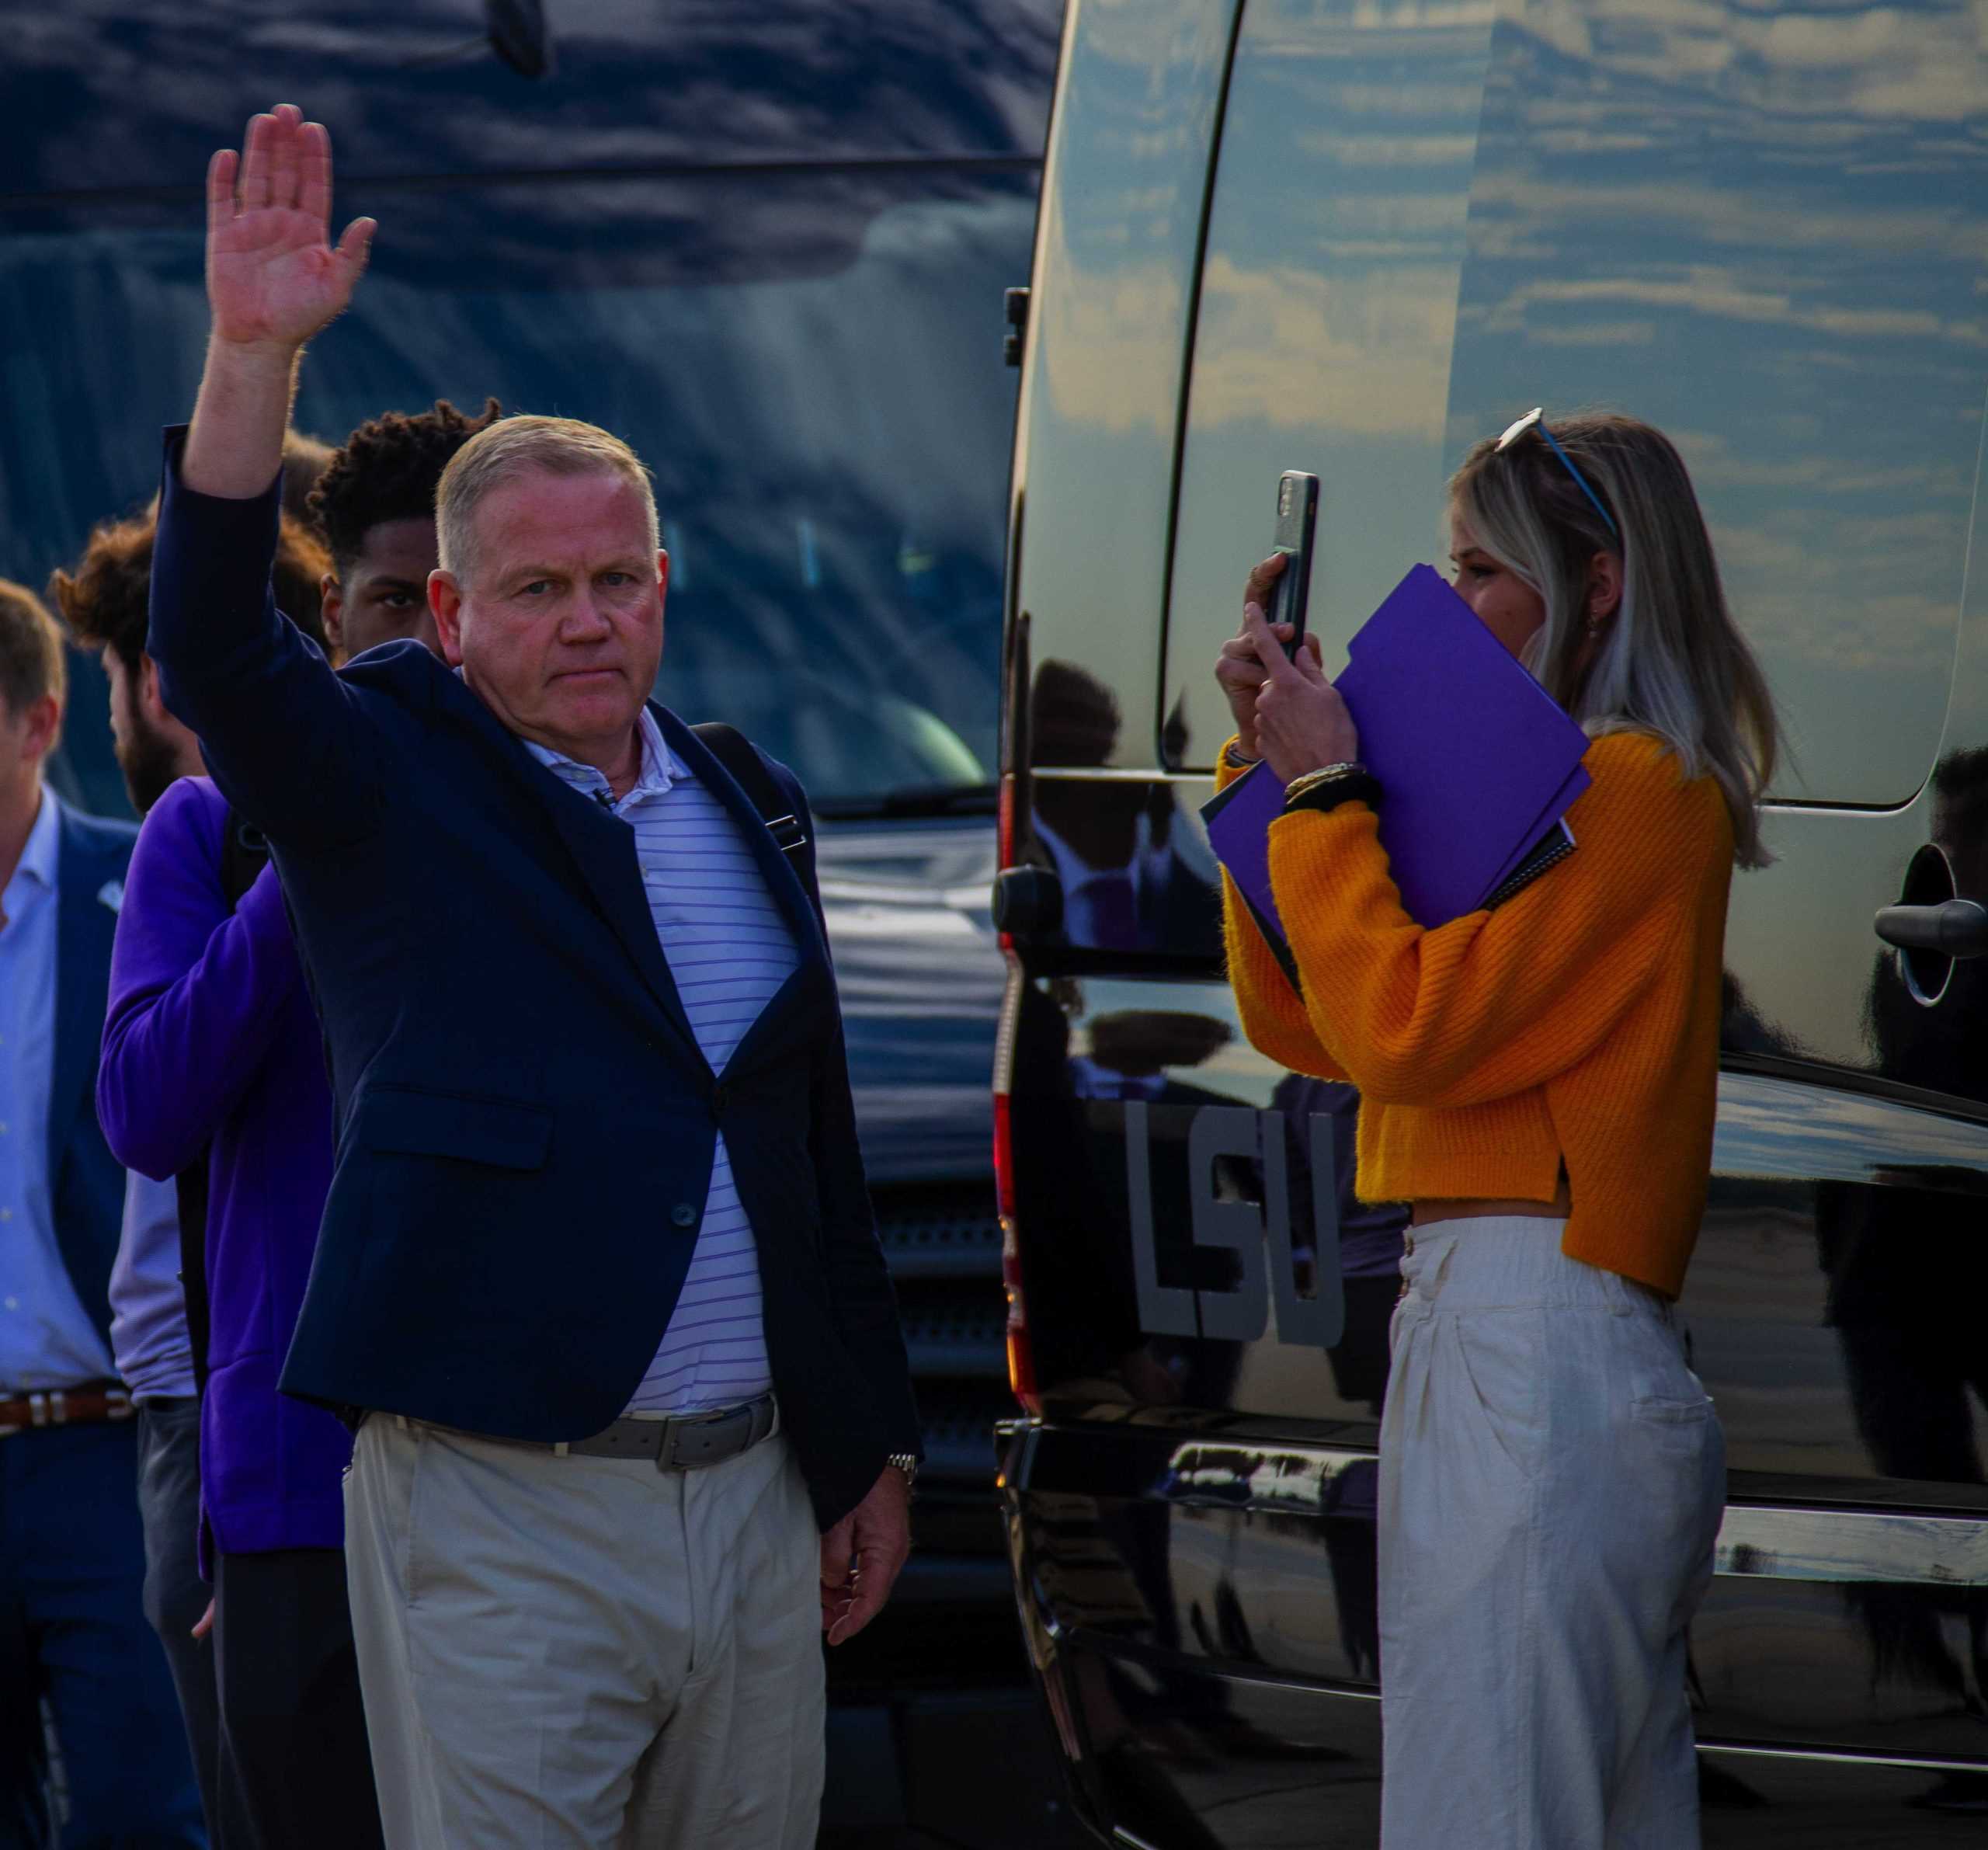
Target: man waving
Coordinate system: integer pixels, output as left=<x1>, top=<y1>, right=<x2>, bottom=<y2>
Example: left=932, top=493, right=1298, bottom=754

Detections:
left=147, top=105, right=919, bottom=1850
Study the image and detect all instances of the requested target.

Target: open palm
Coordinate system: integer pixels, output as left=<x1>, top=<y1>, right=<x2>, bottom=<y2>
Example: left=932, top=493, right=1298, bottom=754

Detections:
left=207, top=104, right=373, bottom=349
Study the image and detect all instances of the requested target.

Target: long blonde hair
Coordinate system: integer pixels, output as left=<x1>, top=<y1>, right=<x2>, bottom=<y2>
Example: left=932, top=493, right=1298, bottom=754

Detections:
left=1448, top=411, right=1779, bottom=868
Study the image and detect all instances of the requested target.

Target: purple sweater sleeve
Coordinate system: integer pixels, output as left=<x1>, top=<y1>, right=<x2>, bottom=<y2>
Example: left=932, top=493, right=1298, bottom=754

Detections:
left=98, top=779, right=308, bottom=1182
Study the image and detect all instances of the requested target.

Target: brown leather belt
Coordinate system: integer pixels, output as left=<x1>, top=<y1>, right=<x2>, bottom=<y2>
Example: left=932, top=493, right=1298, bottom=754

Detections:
left=0, top=1382, right=135, bottom=1438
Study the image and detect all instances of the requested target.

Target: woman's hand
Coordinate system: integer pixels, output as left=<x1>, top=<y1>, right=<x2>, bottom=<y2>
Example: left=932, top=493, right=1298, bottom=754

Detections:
left=1242, top=600, right=1360, bottom=784
left=1215, top=555, right=1316, bottom=760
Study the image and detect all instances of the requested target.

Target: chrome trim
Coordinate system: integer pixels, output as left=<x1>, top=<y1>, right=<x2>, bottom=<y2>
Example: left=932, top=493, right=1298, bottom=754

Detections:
left=1148, top=1439, right=1988, bottom=1586
left=1028, top=767, right=1208, bottom=782
left=1702, top=1741, right=1988, bottom=1776
left=1114, top=1829, right=1166, bottom=1850
left=1715, top=1504, right=1988, bottom=1587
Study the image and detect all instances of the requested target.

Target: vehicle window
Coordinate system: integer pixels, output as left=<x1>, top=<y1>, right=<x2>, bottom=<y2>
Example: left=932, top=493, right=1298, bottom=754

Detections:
left=1161, top=0, right=1497, bottom=772
left=1448, top=0, right=1988, bottom=805
left=12, top=171, right=1035, bottom=815
left=1164, top=0, right=1988, bottom=806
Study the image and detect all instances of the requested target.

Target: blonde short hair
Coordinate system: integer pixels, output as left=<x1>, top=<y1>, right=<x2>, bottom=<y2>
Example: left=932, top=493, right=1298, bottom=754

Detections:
left=434, top=415, right=659, bottom=588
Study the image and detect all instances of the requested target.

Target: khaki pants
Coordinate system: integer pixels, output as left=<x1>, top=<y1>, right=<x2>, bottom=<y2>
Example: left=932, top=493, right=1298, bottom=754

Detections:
left=343, top=1413, right=824, bottom=1850
left=1380, top=1217, right=1726, bottom=1850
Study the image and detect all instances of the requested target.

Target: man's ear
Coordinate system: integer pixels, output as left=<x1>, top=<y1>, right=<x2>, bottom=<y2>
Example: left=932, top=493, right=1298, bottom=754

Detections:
left=138, top=653, right=171, bottom=725
left=429, top=569, right=466, bottom=667
left=16, top=691, right=61, bottom=764
left=320, top=571, right=345, bottom=655
left=1587, top=551, right=1624, bottom=623
left=656, top=548, right=670, bottom=600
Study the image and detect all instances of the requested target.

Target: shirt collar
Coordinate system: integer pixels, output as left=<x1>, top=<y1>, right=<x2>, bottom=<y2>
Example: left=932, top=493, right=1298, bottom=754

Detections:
left=520, top=704, right=681, bottom=802
left=12, top=788, right=59, bottom=893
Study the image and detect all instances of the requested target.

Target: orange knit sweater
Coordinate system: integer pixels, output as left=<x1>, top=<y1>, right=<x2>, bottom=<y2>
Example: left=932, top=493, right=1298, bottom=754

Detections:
left=1217, top=731, right=1733, bottom=1299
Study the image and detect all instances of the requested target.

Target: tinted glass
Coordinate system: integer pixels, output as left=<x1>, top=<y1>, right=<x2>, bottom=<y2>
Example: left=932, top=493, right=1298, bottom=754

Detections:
left=1448, top=0, right=1988, bottom=805
left=1161, top=0, right=1493, bottom=774
left=1163, top=0, right=1988, bottom=805
left=1010, top=0, right=1242, bottom=770
left=11, top=169, right=1037, bottom=813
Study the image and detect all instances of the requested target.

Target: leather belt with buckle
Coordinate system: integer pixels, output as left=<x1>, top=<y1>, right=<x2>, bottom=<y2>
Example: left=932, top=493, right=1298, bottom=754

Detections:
left=520, top=1393, right=779, bottom=1470
left=391, top=1393, right=780, bottom=1471
left=0, top=1382, right=135, bottom=1438
left=559, top=1393, right=777, bottom=1469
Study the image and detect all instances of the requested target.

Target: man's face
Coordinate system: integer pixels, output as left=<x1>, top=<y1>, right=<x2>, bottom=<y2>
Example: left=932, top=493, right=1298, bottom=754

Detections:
left=429, top=469, right=666, bottom=762
left=103, top=650, right=198, bottom=815
left=324, top=516, right=442, bottom=662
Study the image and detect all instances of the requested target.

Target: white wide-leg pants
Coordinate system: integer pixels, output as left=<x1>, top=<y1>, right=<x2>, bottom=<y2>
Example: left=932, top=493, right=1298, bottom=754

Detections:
left=1378, top=1216, right=1725, bottom=1850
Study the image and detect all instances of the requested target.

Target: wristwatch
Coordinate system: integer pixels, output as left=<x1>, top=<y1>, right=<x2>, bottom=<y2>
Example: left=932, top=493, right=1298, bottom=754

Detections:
left=886, top=1452, right=919, bottom=1491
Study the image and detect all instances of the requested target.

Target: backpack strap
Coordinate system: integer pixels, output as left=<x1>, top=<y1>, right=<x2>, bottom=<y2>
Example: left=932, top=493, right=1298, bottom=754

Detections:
left=172, top=805, right=275, bottom=1397
left=690, top=722, right=810, bottom=860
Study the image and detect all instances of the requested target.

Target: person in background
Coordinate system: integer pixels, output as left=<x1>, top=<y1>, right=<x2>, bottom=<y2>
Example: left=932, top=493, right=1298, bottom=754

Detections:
left=92, top=398, right=495, bottom=1850
left=311, top=398, right=501, bottom=661
left=0, top=579, right=203, bottom=1848
left=1214, top=411, right=1774, bottom=1849
left=51, top=509, right=332, bottom=1842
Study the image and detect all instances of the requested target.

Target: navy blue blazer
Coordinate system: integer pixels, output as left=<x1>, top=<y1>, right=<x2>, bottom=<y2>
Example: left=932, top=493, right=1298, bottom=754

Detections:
left=147, top=430, right=918, bottom=1528
left=50, top=796, right=137, bottom=1352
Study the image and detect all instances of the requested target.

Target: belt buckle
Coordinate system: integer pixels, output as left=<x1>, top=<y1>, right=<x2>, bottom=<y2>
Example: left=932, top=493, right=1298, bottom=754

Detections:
left=657, top=1402, right=747, bottom=1472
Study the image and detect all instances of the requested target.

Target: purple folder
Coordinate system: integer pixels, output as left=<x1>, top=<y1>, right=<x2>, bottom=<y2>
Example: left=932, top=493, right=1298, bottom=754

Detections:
left=1202, top=564, right=1591, bottom=941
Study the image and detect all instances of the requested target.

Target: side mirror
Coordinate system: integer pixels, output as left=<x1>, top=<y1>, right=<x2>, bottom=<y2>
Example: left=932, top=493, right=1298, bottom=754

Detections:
left=992, top=866, right=1062, bottom=937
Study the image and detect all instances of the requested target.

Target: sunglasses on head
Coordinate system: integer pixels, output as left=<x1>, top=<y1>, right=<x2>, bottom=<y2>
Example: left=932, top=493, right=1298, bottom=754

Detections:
left=1496, top=408, right=1618, bottom=540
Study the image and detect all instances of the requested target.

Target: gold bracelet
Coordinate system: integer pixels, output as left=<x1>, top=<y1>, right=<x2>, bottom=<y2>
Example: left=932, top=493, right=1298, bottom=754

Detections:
left=1284, top=762, right=1365, bottom=802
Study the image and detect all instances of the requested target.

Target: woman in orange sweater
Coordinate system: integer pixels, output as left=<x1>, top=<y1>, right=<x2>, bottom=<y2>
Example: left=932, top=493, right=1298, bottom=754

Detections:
left=1213, top=412, right=1776, bottom=1850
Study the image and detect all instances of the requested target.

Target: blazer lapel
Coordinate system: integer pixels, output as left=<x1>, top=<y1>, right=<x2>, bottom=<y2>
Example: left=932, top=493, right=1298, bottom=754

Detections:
left=430, top=672, right=703, bottom=1066
left=49, top=801, right=116, bottom=1186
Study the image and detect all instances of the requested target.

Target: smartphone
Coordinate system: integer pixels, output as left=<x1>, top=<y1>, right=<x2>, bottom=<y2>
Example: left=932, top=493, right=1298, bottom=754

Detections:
left=1270, top=471, right=1319, bottom=659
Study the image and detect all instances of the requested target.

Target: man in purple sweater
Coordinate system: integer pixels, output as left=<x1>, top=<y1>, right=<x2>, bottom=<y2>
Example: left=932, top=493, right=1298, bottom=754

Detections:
left=55, top=505, right=332, bottom=1843
left=92, top=400, right=497, bottom=1850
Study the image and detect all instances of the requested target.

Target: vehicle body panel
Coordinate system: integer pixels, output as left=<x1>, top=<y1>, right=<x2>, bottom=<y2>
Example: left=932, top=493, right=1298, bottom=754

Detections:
left=999, top=0, right=1988, bottom=1841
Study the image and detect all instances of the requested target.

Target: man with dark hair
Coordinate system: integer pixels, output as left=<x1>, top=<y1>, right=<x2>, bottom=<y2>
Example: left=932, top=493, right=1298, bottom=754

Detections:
left=94, top=394, right=496, bottom=1850
left=0, top=579, right=204, bottom=1845
left=310, top=398, right=502, bottom=660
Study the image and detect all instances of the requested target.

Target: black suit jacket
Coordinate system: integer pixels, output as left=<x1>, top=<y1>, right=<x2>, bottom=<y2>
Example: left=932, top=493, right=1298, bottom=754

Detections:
left=147, top=428, right=917, bottom=1528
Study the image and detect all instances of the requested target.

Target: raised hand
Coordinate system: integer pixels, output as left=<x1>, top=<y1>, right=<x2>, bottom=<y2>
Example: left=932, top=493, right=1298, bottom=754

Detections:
left=207, top=104, right=374, bottom=352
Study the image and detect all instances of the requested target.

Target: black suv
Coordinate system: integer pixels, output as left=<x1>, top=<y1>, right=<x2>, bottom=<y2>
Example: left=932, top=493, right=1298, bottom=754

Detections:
left=993, top=1, right=1988, bottom=1843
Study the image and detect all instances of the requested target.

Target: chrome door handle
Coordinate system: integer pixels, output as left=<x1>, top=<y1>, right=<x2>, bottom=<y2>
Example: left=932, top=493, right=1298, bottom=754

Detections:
left=1874, top=899, right=1988, bottom=958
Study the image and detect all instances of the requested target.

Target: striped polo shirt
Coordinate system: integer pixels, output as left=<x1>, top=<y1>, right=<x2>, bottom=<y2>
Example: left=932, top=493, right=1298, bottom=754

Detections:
left=523, top=710, right=797, bottom=1414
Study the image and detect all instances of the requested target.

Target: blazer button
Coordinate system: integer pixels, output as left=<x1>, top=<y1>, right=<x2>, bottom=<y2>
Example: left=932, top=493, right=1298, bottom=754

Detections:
left=671, top=1203, right=698, bottom=1229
